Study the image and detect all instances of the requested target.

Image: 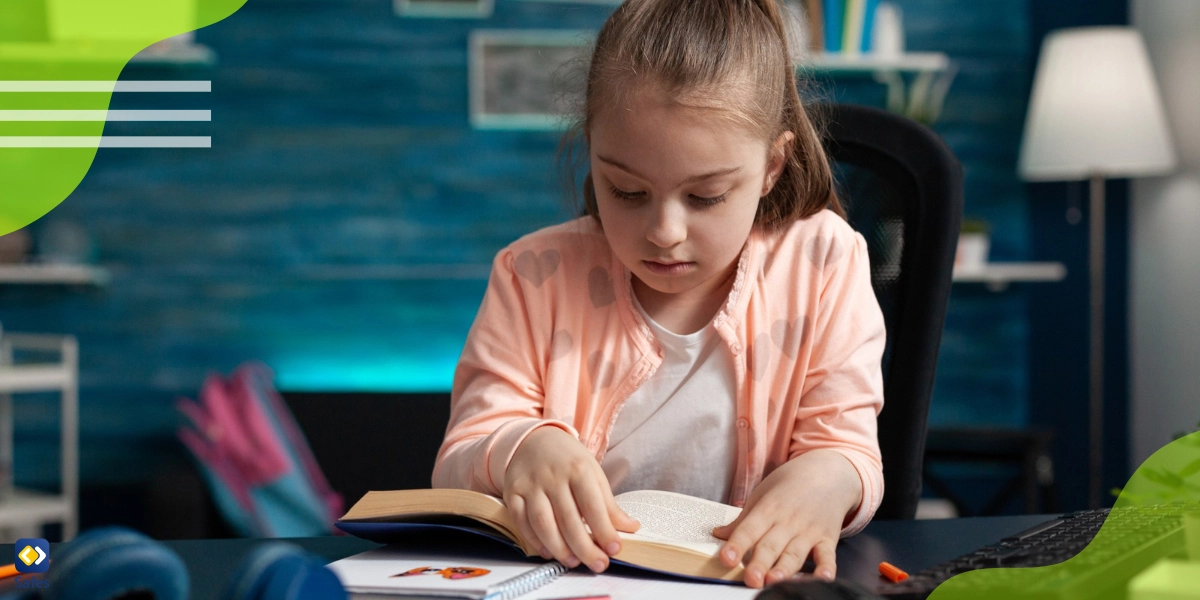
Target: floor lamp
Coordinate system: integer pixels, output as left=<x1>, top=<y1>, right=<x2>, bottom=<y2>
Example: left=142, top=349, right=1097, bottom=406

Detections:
left=1018, top=27, right=1176, bottom=509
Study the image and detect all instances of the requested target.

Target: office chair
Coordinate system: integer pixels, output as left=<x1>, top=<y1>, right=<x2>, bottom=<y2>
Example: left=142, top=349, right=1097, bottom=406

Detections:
left=818, top=103, right=964, bottom=520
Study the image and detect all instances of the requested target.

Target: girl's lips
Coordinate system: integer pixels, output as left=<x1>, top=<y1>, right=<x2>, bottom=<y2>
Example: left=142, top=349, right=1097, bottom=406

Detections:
left=643, top=260, right=695, bottom=276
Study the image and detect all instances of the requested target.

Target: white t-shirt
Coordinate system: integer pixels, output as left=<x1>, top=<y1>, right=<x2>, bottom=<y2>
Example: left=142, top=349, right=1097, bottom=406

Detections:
left=600, top=297, right=739, bottom=503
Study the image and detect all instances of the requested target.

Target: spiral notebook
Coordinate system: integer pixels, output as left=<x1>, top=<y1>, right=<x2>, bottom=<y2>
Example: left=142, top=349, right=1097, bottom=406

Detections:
left=328, top=546, right=568, bottom=600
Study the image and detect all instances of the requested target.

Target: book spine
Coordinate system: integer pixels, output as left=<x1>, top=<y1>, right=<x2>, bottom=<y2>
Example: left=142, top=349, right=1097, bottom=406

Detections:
left=843, top=0, right=865, bottom=55
left=822, top=0, right=843, bottom=53
left=805, top=0, right=824, bottom=53
left=861, top=0, right=880, bottom=52
left=483, top=561, right=568, bottom=600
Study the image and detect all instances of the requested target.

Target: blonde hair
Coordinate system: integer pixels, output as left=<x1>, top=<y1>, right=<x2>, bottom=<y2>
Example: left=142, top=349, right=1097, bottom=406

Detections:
left=560, top=0, right=844, bottom=227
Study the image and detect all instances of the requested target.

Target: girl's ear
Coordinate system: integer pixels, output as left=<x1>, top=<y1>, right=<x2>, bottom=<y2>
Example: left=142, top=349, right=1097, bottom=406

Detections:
left=762, top=131, right=795, bottom=196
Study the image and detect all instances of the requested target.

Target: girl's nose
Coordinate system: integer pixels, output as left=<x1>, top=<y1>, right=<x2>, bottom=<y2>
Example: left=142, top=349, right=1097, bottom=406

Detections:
left=645, top=200, right=687, bottom=248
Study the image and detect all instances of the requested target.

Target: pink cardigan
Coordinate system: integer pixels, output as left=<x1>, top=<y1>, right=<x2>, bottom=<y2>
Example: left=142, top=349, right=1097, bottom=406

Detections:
left=433, top=210, right=886, bottom=534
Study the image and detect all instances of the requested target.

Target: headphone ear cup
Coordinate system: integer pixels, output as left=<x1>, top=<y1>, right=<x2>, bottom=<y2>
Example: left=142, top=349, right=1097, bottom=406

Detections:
left=43, top=526, right=188, bottom=600
left=258, top=554, right=345, bottom=600
left=0, top=591, right=41, bottom=600
left=223, top=543, right=344, bottom=600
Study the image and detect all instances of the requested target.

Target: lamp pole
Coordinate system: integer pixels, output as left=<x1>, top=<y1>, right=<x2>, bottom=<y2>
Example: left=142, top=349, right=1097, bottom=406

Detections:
left=1088, top=174, right=1105, bottom=509
left=1019, top=26, right=1176, bottom=510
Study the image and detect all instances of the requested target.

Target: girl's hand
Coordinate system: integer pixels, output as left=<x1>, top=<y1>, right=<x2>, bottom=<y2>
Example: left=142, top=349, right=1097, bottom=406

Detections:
left=504, top=426, right=640, bottom=573
left=712, top=450, right=862, bottom=589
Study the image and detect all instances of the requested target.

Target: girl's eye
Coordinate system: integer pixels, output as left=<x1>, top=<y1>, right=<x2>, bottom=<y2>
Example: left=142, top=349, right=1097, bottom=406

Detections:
left=690, top=193, right=728, bottom=207
left=609, top=185, right=645, bottom=201
left=607, top=184, right=726, bottom=207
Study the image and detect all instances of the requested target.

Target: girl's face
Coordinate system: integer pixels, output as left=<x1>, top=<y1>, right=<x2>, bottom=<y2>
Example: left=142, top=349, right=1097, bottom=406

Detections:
left=590, top=90, right=788, bottom=301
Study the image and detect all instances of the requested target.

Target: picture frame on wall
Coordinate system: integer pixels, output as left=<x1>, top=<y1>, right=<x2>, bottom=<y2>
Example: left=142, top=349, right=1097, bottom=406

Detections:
left=395, top=0, right=493, bottom=19
left=469, top=30, right=594, bottom=130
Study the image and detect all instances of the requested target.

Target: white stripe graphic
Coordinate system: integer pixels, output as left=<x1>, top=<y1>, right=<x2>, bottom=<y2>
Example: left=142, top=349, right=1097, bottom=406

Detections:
left=0, top=110, right=210, bottom=121
left=0, top=136, right=211, bottom=148
left=0, top=81, right=210, bottom=92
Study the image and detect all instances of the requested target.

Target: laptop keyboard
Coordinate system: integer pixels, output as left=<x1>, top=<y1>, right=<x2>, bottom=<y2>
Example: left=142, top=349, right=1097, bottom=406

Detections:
left=875, top=503, right=1193, bottom=599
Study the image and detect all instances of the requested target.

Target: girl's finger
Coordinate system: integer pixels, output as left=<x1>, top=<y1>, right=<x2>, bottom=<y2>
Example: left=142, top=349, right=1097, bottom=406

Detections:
left=572, top=478, right=623, bottom=557
left=526, top=492, right=574, bottom=567
left=764, top=537, right=815, bottom=586
left=712, top=513, right=744, bottom=572
left=810, top=539, right=838, bottom=581
left=717, top=512, right=768, bottom=570
left=599, top=475, right=640, bottom=535
left=548, top=485, right=608, bottom=572
left=505, top=494, right=547, bottom=558
left=742, top=526, right=791, bottom=589
left=711, top=513, right=742, bottom=540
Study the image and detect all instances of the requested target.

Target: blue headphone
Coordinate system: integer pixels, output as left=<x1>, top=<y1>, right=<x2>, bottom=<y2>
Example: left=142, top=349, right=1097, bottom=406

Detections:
left=4, top=527, right=345, bottom=600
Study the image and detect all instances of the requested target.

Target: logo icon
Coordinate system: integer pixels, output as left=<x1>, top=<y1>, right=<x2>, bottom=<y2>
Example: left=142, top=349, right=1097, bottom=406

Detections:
left=15, top=538, right=49, bottom=573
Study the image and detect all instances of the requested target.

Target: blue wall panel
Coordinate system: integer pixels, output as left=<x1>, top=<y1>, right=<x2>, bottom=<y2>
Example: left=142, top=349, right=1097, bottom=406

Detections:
left=1, top=0, right=1040, bottom=488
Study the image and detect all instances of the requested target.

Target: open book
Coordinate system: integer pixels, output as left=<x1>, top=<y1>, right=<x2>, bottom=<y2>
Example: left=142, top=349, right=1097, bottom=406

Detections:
left=337, top=488, right=745, bottom=583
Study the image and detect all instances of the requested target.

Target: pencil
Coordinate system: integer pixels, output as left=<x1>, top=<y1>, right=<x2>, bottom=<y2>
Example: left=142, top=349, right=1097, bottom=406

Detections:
left=0, top=563, right=20, bottom=579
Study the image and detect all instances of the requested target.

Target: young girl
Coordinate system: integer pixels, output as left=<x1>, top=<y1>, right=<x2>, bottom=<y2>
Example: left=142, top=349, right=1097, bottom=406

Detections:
left=433, top=0, right=885, bottom=589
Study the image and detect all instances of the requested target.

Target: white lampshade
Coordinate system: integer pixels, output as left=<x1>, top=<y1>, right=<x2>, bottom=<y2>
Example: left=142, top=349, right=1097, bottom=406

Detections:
left=1019, top=27, right=1176, bottom=181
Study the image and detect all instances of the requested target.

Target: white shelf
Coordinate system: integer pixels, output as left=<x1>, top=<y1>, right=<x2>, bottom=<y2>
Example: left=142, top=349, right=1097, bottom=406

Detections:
left=0, top=364, right=73, bottom=394
left=130, top=43, right=217, bottom=66
left=0, top=488, right=71, bottom=528
left=0, top=334, right=78, bottom=541
left=796, top=51, right=956, bottom=123
left=0, top=264, right=109, bottom=285
left=798, top=51, right=951, bottom=73
left=953, top=262, right=1067, bottom=291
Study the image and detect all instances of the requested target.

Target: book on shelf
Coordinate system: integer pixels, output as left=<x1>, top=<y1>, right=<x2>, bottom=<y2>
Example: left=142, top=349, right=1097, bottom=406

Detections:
left=781, top=0, right=821, bottom=59
left=842, top=0, right=866, bottom=54
left=824, top=0, right=882, bottom=54
left=823, top=0, right=844, bottom=53
left=337, top=488, right=746, bottom=583
left=859, top=0, right=880, bottom=53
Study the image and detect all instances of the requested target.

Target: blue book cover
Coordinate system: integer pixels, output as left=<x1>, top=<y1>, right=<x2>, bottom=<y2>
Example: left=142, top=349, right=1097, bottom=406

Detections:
left=335, top=520, right=744, bottom=585
left=823, top=0, right=843, bottom=52
left=861, top=0, right=880, bottom=52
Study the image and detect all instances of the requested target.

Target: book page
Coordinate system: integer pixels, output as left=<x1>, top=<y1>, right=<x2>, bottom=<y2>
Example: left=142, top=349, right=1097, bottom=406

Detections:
left=526, top=569, right=758, bottom=600
left=614, top=490, right=742, bottom=555
left=328, top=546, right=552, bottom=598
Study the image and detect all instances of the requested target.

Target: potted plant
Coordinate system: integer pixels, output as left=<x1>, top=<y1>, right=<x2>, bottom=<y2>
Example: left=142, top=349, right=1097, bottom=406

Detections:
left=956, top=218, right=990, bottom=271
left=0, top=228, right=32, bottom=264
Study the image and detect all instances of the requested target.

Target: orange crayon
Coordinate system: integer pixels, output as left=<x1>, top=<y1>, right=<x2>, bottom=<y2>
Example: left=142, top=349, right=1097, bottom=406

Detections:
left=879, top=561, right=909, bottom=583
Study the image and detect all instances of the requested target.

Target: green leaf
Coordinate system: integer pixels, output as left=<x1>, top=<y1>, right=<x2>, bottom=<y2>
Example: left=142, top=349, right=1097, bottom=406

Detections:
left=1142, top=468, right=1185, bottom=489
left=1180, top=458, right=1200, bottom=478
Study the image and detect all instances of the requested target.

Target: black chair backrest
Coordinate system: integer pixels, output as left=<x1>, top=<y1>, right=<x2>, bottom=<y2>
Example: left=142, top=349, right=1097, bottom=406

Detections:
left=819, top=103, right=963, bottom=520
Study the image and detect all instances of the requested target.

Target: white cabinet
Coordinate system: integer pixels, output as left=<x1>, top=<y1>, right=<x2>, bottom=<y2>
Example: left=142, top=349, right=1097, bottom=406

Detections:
left=0, top=331, right=78, bottom=542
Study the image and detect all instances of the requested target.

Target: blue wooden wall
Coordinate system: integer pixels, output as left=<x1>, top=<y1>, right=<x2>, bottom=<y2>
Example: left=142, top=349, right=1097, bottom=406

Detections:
left=2, top=0, right=1041, bottom=494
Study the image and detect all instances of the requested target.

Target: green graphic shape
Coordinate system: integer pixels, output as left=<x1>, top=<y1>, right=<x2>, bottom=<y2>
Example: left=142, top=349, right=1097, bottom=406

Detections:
left=928, top=430, right=1200, bottom=599
left=0, top=0, right=247, bottom=235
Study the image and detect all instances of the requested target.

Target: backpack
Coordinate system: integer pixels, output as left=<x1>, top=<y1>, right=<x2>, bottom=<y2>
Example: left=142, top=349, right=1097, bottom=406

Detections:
left=176, top=361, right=344, bottom=537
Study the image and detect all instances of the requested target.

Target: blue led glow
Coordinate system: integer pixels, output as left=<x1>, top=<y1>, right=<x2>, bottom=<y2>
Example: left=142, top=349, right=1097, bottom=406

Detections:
left=272, top=354, right=458, bottom=392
